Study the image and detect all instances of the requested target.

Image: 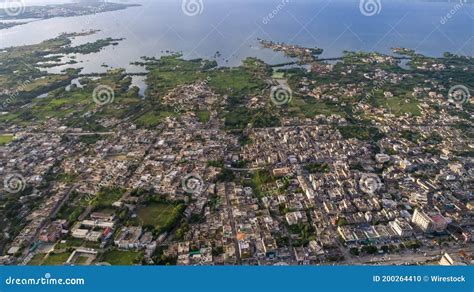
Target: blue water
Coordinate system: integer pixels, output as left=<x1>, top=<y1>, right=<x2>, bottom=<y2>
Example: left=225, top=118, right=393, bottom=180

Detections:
left=0, top=0, right=472, bottom=73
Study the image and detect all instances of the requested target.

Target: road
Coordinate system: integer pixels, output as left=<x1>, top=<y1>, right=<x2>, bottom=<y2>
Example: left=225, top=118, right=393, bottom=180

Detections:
left=224, top=183, right=241, bottom=264
left=19, top=184, right=77, bottom=263
left=343, top=246, right=472, bottom=265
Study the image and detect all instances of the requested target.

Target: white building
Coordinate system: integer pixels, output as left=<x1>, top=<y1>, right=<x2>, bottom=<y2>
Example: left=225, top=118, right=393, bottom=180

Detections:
left=389, top=218, right=414, bottom=238
left=411, top=209, right=433, bottom=233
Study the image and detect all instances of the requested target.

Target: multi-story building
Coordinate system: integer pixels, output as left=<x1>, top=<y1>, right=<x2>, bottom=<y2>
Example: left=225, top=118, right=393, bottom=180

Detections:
left=411, top=209, right=433, bottom=233
left=389, top=218, right=414, bottom=238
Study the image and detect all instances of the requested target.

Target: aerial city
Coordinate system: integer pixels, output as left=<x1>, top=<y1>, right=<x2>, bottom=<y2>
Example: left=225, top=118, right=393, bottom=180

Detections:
left=0, top=0, right=472, bottom=268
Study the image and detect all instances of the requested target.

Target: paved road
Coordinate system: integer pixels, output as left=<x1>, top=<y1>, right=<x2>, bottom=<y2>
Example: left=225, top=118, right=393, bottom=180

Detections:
left=224, top=183, right=241, bottom=264
left=343, top=246, right=472, bottom=265
left=19, top=184, right=77, bottom=263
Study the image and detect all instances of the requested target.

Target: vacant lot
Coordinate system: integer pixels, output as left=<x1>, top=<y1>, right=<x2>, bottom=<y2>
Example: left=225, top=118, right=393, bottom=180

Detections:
left=93, top=187, right=125, bottom=208
left=0, top=135, right=14, bottom=146
left=41, top=252, right=70, bottom=266
left=102, top=249, right=143, bottom=265
left=137, top=203, right=182, bottom=233
left=28, top=253, right=47, bottom=265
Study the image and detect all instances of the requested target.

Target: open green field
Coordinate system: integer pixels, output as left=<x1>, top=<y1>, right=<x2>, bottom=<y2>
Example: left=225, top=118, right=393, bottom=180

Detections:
left=338, top=125, right=384, bottom=142
left=55, top=237, right=84, bottom=248
left=27, top=253, right=47, bottom=265
left=76, top=256, right=89, bottom=265
left=135, top=110, right=176, bottom=127
left=250, top=170, right=277, bottom=198
left=209, top=67, right=266, bottom=96
left=41, top=252, right=70, bottom=266
left=92, top=187, right=125, bottom=208
left=143, top=55, right=213, bottom=99
left=23, top=75, right=70, bottom=92
left=137, top=203, right=183, bottom=232
left=272, top=71, right=285, bottom=79
left=196, top=110, right=211, bottom=124
left=102, top=249, right=143, bottom=265
left=376, top=96, right=421, bottom=116
left=288, top=96, right=345, bottom=118
left=0, top=135, right=14, bottom=146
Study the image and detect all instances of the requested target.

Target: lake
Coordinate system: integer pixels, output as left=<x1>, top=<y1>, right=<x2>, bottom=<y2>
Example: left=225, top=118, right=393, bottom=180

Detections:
left=0, top=0, right=472, bottom=74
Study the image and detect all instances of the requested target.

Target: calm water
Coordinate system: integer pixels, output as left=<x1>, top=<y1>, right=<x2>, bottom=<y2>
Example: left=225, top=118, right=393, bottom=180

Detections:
left=0, top=0, right=473, bottom=74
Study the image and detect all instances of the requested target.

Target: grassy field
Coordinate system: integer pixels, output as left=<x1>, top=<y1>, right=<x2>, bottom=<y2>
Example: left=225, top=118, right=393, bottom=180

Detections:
left=54, top=237, right=85, bottom=250
left=144, top=55, right=212, bottom=100
left=209, top=66, right=267, bottom=98
left=338, top=125, right=384, bottom=142
left=288, top=96, right=345, bottom=118
left=196, top=110, right=211, bottom=123
left=376, top=96, right=420, bottom=116
left=272, top=71, right=285, bottom=79
left=250, top=170, right=277, bottom=198
left=102, top=249, right=143, bottom=265
left=0, top=135, right=14, bottom=146
left=137, top=203, right=183, bottom=232
left=92, top=187, right=125, bottom=208
left=28, top=253, right=47, bottom=265
left=23, top=75, right=69, bottom=92
left=76, top=256, right=89, bottom=265
left=135, top=110, right=176, bottom=127
left=41, top=252, right=70, bottom=266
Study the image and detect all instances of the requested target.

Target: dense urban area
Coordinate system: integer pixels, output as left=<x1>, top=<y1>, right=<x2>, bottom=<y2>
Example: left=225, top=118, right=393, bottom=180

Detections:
left=0, top=3, right=472, bottom=267
left=0, top=2, right=138, bottom=30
